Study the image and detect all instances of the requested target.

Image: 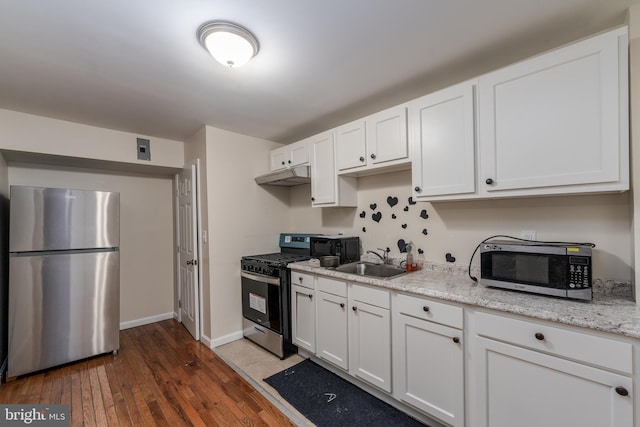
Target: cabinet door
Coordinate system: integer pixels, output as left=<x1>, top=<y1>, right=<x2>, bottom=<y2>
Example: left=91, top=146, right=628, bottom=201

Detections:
left=270, top=147, right=288, bottom=171
left=310, top=131, right=337, bottom=206
left=479, top=27, right=628, bottom=194
left=394, top=314, right=464, bottom=427
left=349, top=301, right=392, bottom=392
left=410, top=80, right=476, bottom=199
left=289, top=141, right=309, bottom=167
left=474, top=337, right=633, bottom=427
left=291, top=284, right=316, bottom=353
left=336, top=120, right=367, bottom=171
left=317, top=291, right=348, bottom=370
left=366, top=104, right=408, bottom=165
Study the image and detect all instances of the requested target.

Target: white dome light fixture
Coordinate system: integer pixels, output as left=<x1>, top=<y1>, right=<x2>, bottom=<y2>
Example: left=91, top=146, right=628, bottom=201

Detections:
left=197, top=21, right=259, bottom=68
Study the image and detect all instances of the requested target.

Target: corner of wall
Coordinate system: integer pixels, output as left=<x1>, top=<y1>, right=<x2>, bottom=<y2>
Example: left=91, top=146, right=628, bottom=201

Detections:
left=627, top=5, right=640, bottom=304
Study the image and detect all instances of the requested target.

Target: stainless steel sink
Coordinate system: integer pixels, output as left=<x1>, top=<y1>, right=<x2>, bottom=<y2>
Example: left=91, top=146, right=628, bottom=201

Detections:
left=333, top=261, right=406, bottom=278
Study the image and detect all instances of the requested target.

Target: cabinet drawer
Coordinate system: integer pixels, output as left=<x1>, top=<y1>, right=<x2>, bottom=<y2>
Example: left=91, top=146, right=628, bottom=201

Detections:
left=317, top=276, right=347, bottom=297
left=475, top=311, right=632, bottom=374
left=396, top=294, right=463, bottom=329
left=351, top=284, right=390, bottom=309
left=291, top=272, right=314, bottom=290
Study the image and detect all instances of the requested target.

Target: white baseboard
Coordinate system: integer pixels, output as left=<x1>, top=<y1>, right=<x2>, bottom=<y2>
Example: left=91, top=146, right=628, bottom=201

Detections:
left=119, top=312, right=175, bottom=330
left=210, top=330, right=244, bottom=348
left=200, top=334, right=213, bottom=348
left=173, top=311, right=179, bottom=321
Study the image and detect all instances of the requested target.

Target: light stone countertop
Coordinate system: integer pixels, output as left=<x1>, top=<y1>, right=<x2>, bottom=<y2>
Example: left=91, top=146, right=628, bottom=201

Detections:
left=288, top=260, right=640, bottom=341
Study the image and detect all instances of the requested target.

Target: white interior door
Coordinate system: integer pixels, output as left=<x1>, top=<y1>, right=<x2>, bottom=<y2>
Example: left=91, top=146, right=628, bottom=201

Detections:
left=176, top=162, right=200, bottom=340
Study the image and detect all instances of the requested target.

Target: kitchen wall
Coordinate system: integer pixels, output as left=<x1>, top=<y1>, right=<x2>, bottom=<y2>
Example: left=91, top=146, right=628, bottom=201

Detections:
left=8, top=164, right=176, bottom=326
left=289, top=170, right=633, bottom=282
left=0, top=109, right=184, bottom=169
left=203, top=126, right=289, bottom=345
left=0, top=109, right=184, bottom=329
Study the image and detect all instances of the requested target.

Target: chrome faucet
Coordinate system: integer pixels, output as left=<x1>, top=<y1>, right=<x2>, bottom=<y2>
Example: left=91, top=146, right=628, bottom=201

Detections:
left=367, top=247, right=390, bottom=264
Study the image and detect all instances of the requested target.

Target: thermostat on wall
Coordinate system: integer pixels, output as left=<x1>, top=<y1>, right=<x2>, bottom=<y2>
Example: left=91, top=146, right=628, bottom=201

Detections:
left=137, top=138, right=150, bottom=161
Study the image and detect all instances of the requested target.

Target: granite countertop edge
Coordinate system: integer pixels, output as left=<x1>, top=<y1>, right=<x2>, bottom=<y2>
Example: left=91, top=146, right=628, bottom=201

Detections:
left=288, top=261, right=640, bottom=341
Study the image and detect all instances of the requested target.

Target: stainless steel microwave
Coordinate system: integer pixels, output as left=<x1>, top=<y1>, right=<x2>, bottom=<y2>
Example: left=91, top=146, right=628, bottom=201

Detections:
left=310, top=236, right=360, bottom=265
left=480, top=241, right=592, bottom=300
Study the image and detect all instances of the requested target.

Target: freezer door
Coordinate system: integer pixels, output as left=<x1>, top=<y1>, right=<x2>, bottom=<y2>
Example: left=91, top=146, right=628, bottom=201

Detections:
left=10, top=186, right=120, bottom=252
left=8, top=250, right=120, bottom=377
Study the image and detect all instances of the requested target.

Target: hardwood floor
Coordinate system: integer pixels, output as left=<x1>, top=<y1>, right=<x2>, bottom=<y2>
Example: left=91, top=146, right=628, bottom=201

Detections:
left=0, top=320, right=296, bottom=427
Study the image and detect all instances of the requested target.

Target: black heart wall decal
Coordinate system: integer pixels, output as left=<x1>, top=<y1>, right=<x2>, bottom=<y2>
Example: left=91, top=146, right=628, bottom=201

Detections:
left=401, top=224, right=407, bottom=229
left=370, top=203, right=377, bottom=210
left=408, top=197, right=417, bottom=205
left=420, top=209, right=429, bottom=219
left=418, top=248, right=424, bottom=254
left=403, top=206, right=409, bottom=212
left=362, top=227, right=367, bottom=232
left=422, top=229, right=428, bottom=235
left=392, top=214, right=397, bottom=219
left=387, top=196, right=399, bottom=207
left=397, top=239, right=407, bottom=253
left=359, top=211, right=366, bottom=218
left=372, top=212, right=382, bottom=223
left=445, top=253, right=456, bottom=263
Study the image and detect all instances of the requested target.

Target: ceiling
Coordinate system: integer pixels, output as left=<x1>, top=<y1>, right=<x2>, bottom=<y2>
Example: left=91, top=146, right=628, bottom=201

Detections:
left=0, top=0, right=638, bottom=145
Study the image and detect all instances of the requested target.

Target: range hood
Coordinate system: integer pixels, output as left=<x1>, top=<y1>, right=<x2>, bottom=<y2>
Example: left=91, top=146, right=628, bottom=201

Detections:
left=255, top=165, right=311, bottom=186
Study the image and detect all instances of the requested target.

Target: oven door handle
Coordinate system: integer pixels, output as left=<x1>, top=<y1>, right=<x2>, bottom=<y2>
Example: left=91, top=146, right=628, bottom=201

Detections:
left=241, top=271, right=281, bottom=286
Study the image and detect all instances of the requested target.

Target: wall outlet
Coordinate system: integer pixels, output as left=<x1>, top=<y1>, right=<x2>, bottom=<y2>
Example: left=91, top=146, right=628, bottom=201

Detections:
left=520, top=230, right=537, bottom=240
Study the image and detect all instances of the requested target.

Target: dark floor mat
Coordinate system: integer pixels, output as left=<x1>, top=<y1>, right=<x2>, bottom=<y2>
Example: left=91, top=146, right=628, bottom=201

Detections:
left=264, top=359, right=427, bottom=427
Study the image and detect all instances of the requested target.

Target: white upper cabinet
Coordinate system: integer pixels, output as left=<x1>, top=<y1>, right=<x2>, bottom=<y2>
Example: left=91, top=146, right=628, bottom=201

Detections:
left=366, top=105, right=409, bottom=166
left=270, top=148, right=288, bottom=171
left=310, top=131, right=357, bottom=207
left=336, top=120, right=367, bottom=171
left=410, top=80, right=476, bottom=200
left=478, top=26, right=629, bottom=197
left=336, top=105, right=409, bottom=175
left=270, top=139, right=310, bottom=171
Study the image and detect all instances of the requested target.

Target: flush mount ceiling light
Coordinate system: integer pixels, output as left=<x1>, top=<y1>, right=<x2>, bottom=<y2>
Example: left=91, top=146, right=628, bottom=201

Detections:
left=197, top=21, right=259, bottom=68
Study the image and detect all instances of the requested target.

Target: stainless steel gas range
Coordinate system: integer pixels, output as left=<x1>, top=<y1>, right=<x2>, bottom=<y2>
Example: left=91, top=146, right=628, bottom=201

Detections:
left=240, top=233, right=316, bottom=358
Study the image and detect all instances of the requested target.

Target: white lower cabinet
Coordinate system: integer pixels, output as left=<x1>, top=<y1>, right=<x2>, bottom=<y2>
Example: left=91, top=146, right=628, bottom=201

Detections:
left=316, top=277, right=349, bottom=370
left=393, top=294, right=464, bottom=427
left=349, top=284, right=392, bottom=393
left=291, top=276, right=316, bottom=353
left=472, top=311, right=633, bottom=427
left=292, top=271, right=637, bottom=427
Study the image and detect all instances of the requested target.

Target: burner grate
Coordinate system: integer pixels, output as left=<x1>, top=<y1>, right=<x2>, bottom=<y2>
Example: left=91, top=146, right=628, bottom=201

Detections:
left=242, top=252, right=310, bottom=266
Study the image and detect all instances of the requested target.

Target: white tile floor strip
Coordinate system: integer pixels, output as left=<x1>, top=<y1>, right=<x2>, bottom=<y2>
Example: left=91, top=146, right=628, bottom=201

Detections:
left=215, top=338, right=315, bottom=427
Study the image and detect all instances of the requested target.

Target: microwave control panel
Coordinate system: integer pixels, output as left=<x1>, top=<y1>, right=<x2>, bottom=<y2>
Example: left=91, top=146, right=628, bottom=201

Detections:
left=568, top=256, right=590, bottom=288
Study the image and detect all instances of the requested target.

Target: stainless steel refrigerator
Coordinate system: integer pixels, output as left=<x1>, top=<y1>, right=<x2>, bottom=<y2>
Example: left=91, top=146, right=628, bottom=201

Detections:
left=8, top=186, right=120, bottom=377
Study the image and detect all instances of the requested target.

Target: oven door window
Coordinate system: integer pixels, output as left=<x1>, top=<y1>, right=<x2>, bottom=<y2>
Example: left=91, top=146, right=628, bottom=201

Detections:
left=241, top=275, right=282, bottom=333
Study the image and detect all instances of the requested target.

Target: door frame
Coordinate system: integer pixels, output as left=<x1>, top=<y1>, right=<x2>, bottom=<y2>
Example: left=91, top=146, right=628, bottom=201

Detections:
left=175, top=159, right=204, bottom=341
